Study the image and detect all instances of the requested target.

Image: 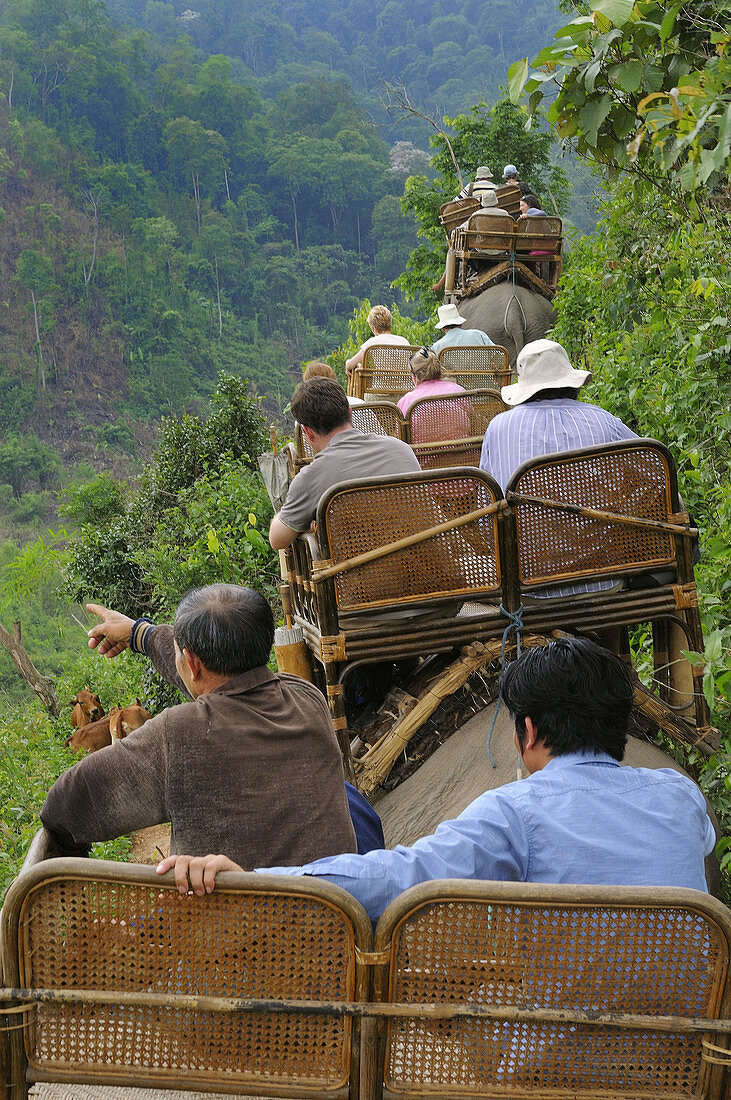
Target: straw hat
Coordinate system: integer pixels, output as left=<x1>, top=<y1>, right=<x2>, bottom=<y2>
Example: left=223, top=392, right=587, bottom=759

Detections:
left=435, top=303, right=467, bottom=330
left=501, top=340, right=591, bottom=406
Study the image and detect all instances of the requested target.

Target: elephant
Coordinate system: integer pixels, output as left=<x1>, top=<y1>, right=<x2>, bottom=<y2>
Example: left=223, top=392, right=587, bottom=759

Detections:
left=456, top=282, right=556, bottom=367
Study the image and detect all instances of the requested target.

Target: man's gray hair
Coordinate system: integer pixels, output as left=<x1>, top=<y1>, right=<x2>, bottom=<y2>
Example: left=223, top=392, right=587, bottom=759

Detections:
left=173, top=584, right=274, bottom=675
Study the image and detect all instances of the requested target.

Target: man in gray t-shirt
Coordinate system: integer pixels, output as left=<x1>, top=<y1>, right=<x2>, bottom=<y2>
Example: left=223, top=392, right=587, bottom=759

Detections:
left=269, top=378, right=420, bottom=550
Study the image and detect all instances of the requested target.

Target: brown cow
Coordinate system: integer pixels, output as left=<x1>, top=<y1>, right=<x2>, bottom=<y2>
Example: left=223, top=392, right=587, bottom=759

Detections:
left=69, top=689, right=104, bottom=729
left=109, top=701, right=151, bottom=743
left=64, top=702, right=151, bottom=753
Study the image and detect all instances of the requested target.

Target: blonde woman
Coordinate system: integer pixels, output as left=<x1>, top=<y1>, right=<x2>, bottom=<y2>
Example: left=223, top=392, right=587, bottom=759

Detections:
left=397, top=347, right=466, bottom=416
left=344, top=305, right=409, bottom=374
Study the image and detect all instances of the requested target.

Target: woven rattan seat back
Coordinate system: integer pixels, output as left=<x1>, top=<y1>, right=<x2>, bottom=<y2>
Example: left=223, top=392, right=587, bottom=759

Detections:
left=317, top=468, right=503, bottom=612
left=494, top=180, right=522, bottom=216
left=295, top=420, right=316, bottom=462
left=439, top=196, right=481, bottom=236
left=460, top=212, right=514, bottom=252
left=407, top=391, right=505, bottom=470
left=1, top=861, right=372, bottom=1099
left=515, top=215, right=563, bottom=253
left=351, top=401, right=405, bottom=439
left=437, top=344, right=511, bottom=388
left=370, top=880, right=731, bottom=1100
left=350, top=346, right=421, bottom=401
left=295, top=403, right=405, bottom=463
left=506, top=439, right=680, bottom=590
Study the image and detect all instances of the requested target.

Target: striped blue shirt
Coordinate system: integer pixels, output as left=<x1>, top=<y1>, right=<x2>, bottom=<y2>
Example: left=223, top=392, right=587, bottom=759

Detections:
left=480, top=397, right=637, bottom=596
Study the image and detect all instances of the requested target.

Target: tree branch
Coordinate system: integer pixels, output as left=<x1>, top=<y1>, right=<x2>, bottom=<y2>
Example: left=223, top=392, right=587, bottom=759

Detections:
left=382, top=80, right=463, bottom=188
left=0, top=620, right=61, bottom=716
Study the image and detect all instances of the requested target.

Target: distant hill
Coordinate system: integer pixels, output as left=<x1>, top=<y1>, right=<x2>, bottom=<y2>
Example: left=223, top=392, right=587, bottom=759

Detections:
left=104, top=0, right=564, bottom=123
left=0, top=0, right=572, bottom=502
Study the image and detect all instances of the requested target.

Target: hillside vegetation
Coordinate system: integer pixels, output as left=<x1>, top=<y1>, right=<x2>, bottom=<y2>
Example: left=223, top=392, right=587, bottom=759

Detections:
left=0, top=0, right=568, bottom=489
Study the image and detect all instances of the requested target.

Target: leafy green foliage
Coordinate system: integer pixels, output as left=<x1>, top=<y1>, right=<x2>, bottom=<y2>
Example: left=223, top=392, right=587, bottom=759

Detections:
left=60, top=472, right=128, bottom=527
left=0, top=434, right=63, bottom=498
left=61, top=372, right=277, bottom=618
left=510, top=0, right=731, bottom=190
left=553, top=179, right=731, bottom=741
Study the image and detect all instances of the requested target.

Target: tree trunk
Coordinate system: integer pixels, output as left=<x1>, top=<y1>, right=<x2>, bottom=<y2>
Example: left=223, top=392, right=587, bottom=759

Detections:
left=0, top=620, right=60, bottom=716
left=30, top=289, right=46, bottom=390
left=289, top=183, right=300, bottom=252
left=83, top=191, right=99, bottom=285
left=214, top=255, right=223, bottom=337
left=192, top=169, right=201, bottom=233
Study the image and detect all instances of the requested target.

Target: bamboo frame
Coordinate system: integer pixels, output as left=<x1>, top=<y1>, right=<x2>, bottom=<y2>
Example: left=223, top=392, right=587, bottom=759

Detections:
left=282, top=443, right=714, bottom=773
left=507, top=490, right=698, bottom=538
left=312, top=500, right=504, bottom=583
left=3, top=987, right=731, bottom=1037
left=4, top=864, right=730, bottom=1100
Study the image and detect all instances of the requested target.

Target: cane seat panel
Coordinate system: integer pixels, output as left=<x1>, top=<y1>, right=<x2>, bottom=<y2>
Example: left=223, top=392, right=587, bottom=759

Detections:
left=319, top=470, right=502, bottom=612
left=295, top=402, right=405, bottom=463
left=373, top=881, right=731, bottom=1099
left=350, top=345, right=422, bottom=401
left=407, top=391, right=506, bottom=471
left=2, top=863, right=370, bottom=1097
left=507, top=441, right=678, bottom=589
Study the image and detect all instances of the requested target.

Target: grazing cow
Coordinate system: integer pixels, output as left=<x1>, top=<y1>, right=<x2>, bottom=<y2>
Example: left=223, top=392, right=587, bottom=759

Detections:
left=69, top=689, right=104, bottom=729
left=109, top=701, right=151, bottom=743
left=65, top=714, right=114, bottom=753
left=64, top=703, right=151, bottom=753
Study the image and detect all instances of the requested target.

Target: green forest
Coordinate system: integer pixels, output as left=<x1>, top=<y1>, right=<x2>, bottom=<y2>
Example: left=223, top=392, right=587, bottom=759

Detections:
left=0, top=0, right=730, bottom=893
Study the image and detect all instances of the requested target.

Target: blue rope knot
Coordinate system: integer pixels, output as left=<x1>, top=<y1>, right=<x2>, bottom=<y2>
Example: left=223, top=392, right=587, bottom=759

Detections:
left=485, top=604, right=525, bottom=767
left=499, top=603, right=524, bottom=663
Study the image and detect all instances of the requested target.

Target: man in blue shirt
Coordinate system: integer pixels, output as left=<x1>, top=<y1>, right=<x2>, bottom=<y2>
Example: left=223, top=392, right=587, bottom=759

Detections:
left=431, top=302, right=495, bottom=355
left=479, top=338, right=636, bottom=492
left=157, top=638, right=715, bottom=921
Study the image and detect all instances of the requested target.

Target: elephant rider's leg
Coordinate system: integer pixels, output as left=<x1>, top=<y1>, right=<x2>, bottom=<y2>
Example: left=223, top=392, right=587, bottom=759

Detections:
left=431, top=248, right=457, bottom=295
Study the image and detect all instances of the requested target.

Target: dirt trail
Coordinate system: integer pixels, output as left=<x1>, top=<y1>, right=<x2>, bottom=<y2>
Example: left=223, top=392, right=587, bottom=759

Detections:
left=130, top=823, right=170, bottom=864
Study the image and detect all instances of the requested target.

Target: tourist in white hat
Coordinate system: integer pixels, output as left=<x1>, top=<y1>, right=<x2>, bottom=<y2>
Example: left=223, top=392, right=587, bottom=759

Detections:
left=480, top=339, right=636, bottom=491
left=431, top=302, right=495, bottom=355
left=479, top=339, right=638, bottom=598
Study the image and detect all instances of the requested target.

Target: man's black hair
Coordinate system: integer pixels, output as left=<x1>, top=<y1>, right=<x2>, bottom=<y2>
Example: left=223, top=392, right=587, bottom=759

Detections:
left=290, top=378, right=351, bottom=435
left=498, top=636, right=634, bottom=761
left=525, top=387, right=579, bottom=402
left=173, top=584, right=274, bottom=676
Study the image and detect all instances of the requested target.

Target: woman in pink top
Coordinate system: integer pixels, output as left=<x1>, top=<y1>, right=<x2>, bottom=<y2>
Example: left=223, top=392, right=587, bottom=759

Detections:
left=397, top=348, right=466, bottom=416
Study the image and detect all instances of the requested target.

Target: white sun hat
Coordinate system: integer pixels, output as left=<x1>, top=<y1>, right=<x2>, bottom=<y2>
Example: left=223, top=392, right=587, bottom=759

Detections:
left=501, top=340, right=591, bottom=406
left=435, top=303, right=467, bottom=329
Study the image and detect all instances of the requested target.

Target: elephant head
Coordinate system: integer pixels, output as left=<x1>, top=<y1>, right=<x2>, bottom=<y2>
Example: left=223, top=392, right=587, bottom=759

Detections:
left=457, top=284, right=556, bottom=368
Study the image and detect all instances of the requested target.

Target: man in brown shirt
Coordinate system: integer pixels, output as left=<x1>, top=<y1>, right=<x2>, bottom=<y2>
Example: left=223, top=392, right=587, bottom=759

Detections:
left=41, top=585, right=356, bottom=868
